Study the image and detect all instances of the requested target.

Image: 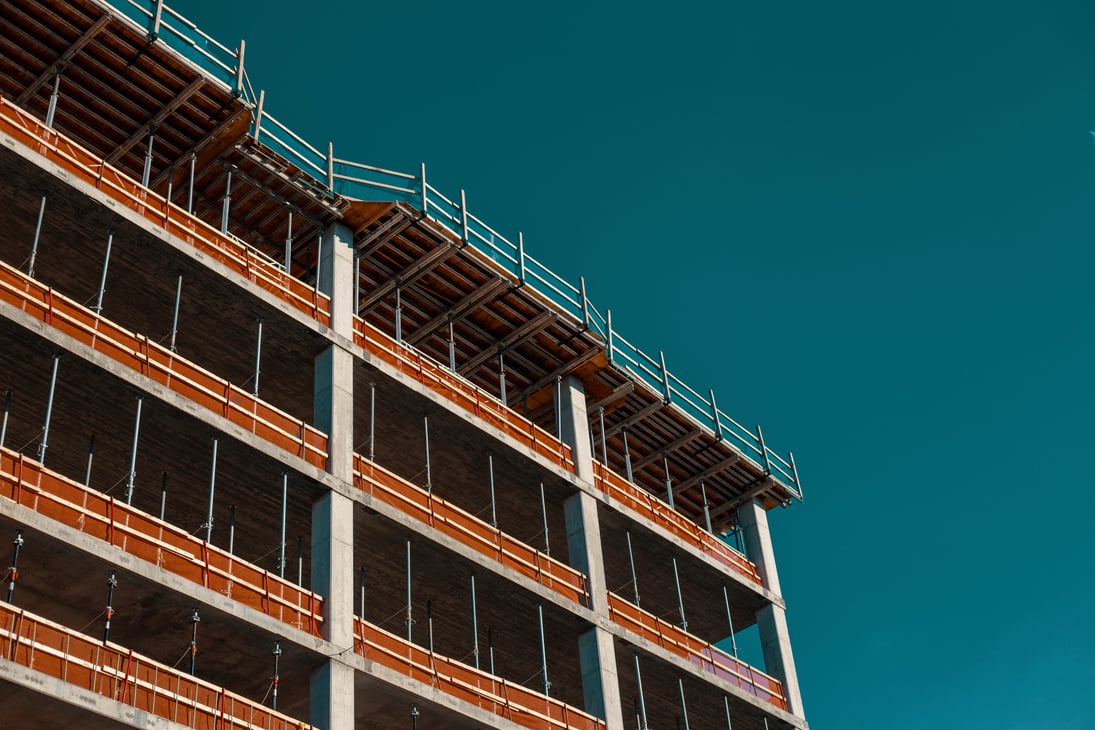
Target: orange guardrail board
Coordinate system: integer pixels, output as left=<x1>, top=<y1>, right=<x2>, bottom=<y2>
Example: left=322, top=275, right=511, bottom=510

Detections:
left=606, top=592, right=786, bottom=710
left=353, top=316, right=575, bottom=473
left=0, top=95, right=331, bottom=328
left=0, top=257, right=328, bottom=468
left=353, top=455, right=588, bottom=607
left=0, top=448, right=323, bottom=637
left=0, top=603, right=314, bottom=730
left=355, top=617, right=603, bottom=730
left=591, top=462, right=763, bottom=586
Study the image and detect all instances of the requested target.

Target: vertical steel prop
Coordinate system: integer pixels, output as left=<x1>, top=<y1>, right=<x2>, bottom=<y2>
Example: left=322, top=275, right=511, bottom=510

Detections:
left=28, top=194, right=46, bottom=279
left=278, top=473, right=287, bottom=578
left=426, top=599, right=435, bottom=653
left=188, top=608, right=200, bottom=675
left=634, top=653, right=649, bottom=730
left=186, top=153, right=196, bottom=214
left=252, top=318, right=264, bottom=397
left=271, top=641, right=282, bottom=710
left=37, top=354, right=60, bottom=464
left=405, top=539, right=413, bottom=642
left=722, top=585, right=739, bottom=658
left=204, top=438, right=218, bottom=543
left=672, top=555, right=688, bottom=631
left=6, top=530, right=24, bottom=603
left=283, top=211, right=293, bottom=273
left=367, top=382, right=376, bottom=461
left=0, top=390, right=10, bottom=449
left=169, top=272, right=183, bottom=353
left=296, top=536, right=303, bottom=586
left=537, top=603, right=550, bottom=697
left=94, top=229, right=113, bottom=314
left=227, top=504, right=236, bottom=555
left=539, top=481, right=550, bottom=556
left=623, top=428, right=634, bottom=483
left=422, top=416, right=431, bottom=491
left=663, top=455, right=675, bottom=510
left=358, top=565, right=366, bottom=618
left=598, top=406, right=608, bottom=465
left=701, top=482, right=714, bottom=534
left=723, top=696, right=734, bottom=729
left=448, top=318, right=456, bottom=373
left=487, top=626, right=495, bottom=675
left=498, top=352, right=507, bottom=403
left=470, top=572, right=480, bottom=669
left=159, top=471, right=168, bottom=521
left=83, top=434, right=95, bottom=487
left=125, top=397, right=143, bottom=505
left=45, top=73, right=61, bottom=128
left=626, top=530, right=640, bottom=607
left=487, top=454, right=497, bottom=528
left=677, top=677, right=691, bottom=730
left=103, top=571, right=117, bottom=642
left=141, top=127, right=156, bottom=188
left=220, top=171, right=232, bottom=233
left=394, top=286, right=403, bottom=343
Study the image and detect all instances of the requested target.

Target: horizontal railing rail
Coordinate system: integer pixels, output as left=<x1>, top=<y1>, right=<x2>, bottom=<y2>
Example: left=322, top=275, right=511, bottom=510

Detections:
left=0, top=448, right=323, bottom=637
left=0, top=257, right=328, bottom=468
left=355, top=617, right=604, bottom=730
left=353, top=316, right=574, bottom=472
left=591, top=462, right=762, bottom=586
left=353, top=455, right=588, bottom=607
left=0, top=602, right=313, bottom=729
left=606, top=592, right=787, bottom=711
left=0, top=96, right=332, bottom=328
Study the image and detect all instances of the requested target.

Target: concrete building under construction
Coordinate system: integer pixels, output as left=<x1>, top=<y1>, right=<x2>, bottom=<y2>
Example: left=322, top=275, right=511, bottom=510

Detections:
left=0, top=1, right=809, bottom=728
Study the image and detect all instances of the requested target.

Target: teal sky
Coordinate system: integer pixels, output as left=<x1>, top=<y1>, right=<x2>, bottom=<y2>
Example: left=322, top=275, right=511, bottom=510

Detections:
left=185, top=1, right=1094, bottom=727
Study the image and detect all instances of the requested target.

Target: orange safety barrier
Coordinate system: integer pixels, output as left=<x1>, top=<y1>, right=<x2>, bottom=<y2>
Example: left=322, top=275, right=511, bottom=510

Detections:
left=354, top=317, right=574, bottom=473
left=606, top=592, right=786, bottom=711
left=592, top=462, right=762, bottom=586
left=355, top=617, right=603, bottom=730
left=0, top=95, right=331, bottom=328
left=0, top=603, right=314, bottom=729
left=0, top=257, right=328, bottom=468
left=0, top=447, right=323, bottom=637
left=353, top=455, right=588, bottom=607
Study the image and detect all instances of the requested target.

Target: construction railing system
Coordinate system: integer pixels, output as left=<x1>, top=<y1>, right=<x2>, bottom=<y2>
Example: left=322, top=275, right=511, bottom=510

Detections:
left=591, top=462, right=762, bottom=586
left=605, top=592, right=786, bottom=711
left=0, top=448, right=323, bottom=637
left=0, top=602, right=313, bottom=729
left=0, top=96, right=331, bottom=328
left=0, top=257, right=328, bottom=469
left=355, top=616, right=604, bottom=730
left=353, top=455, right=588, bottom=607
left=353, top=316, right=574, bottom=472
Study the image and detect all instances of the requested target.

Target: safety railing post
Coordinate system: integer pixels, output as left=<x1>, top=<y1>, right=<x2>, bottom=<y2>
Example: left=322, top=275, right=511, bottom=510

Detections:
left=234, top=40, right=246, bottom=98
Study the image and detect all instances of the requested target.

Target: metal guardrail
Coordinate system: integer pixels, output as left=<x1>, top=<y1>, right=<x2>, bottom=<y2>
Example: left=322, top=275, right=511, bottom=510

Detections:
left=355, top=617, right=604, bottom=730
left=0, top=257, right=329, bottom=469
left=606, top=592, right=787, bottom=710
left=0, top=448, right=323, bottom=636
left=0, top=603, right=315, bottom=729
left=353, top=455, right=587, bottom=607
left=98, top=0, right=802, bottom=501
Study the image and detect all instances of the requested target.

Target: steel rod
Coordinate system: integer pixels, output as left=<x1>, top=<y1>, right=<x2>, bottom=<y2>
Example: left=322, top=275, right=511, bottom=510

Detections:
left=663, top=456, right=675, bottom=510
left=271, top=642, right=281, bottom=710
left=405, top=539, right=413, bottom=642
left=395, top=286, right=402, bottom=342
left=279, top=473, right=287, bottom=578
left=297, top=536, right=303, bottom=585
left=252, top=318, right=263, bottom=397
left=84, top=434, right=95, bottom=487
left=227, top=504, right=235, bottom=555
left=358, top=565, right=366, bottom=618
left=37, top=355, right=60, bottom=464
left=722, top=584, right=739, bottom=657
left=142, top=128, right=155, bottom=188
left=672, top=556, right=687, bottom=631
left=487, top=626, right=495, bottom=675
left=426, top=598, right=434, bottom=653
left=423, top=416, right=431, bottom=491
left=498, top=352, right=506, bottom=403
left=626, top=530, right=640, bottom=606
left=0, top=390, right=10, bottom=449
left=94, top=230, right=113, bottom=313
left=220, top=171, right=232, bottom=233
left=537, top=603, right=550, bottom=697
left=598, top=406, right=608, bottom=465
left=723, top=696, right=733, bottom=730
left=205, top=438, right=218, bottom=543
left=45, top=74, right=60, bottom=128
left=677, top=677, right=690, bottom=730
left=159, top=472, right=168, bottom=520
left=540, top=481, right=550, bottom=555
left=284, top=211, right=293, bottom=272
left=169, top=273, right=183, bottom=353
left=189, top=608, right=199, bottom=675
left=186, top=153, right=195, bottom=214
left=701, top=482, right=713, bottom=534
left=554, top=376, right=562, bottom=438
left=354, top=255, right=361, bottom=317
left=103, top=571, right=117, bottom=642
left=125, top=397, right=142, bottom=505
left=6, top=530, right=23, bottom=603
left=448, top=319, right=456, bottom=372
left=314, top=231, right=323, bottom=294
left=634, top=654, right=649, bottom=730
left=623, top=428, right=633, bottom=483
left=28, top=194, right=47, bottom=279
left=470, top=573, right=480, bottom=669
left=368, top=382, right=376, bottom=461
left=487, top=454, right=497, bottom=527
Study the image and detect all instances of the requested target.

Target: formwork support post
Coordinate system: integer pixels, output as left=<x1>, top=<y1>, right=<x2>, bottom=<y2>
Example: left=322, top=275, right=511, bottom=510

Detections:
left=103, top=571, right=117, bottom=642
left=28, top=194, right=47, bottom=279
left=142, top=126, right=156, bottom=188
left=405, top=539, right=413, bottom=642
left=278, top=473, right=287, bottom=578
left=0, top=390, right=10, bottom=449
left=94, top=229, right=113, bottom=314
left=394, top=286, right=403, bottom=343
left=284, top=210, right=293, bottom=273
left=622, top=427, right=633, bottom=483
left=367, top=382, right=375, bottom=461
left=169, top=272, right=182, bottom=353
left=45, top=73, right=61, bottom=129
left=677, top=677, right=691, bottom=730
left=487, top=454, right=497, bottom=528
left=204, top=438, right=218, bottom=543
left=227, top=504, right=236, bottom=554
left=663, top=455, right=675, bottom=510
left=625, top=530, right=640, bottom=607
left=447, top=318, right=456, bottom=372
left=158, top=471, right=167, bottom=521
left=469, top=573, right=480, bottom=669
left=124, top=396, right=142, bottom=505
left=186, top=153, right=196, bottom=214
left=84, top=435, right=96, bottom=488
left=537, top=603, right=550, bottom=697
left=422, top=416, right=431, bottom=491
left=6, top=530, right=23, bottom=603
left=539, top=481, right=550, bottom=556
left=722, top=584, right=739, bottom=658
left=598, top=406, right=608, bottom=466
left=220, top=171, right=232, bottom=233
left=709, top=389, right=723, bottom=442
left=498, top=352, right=507, bottom=404
left=634, top=654, right=649, bottom=730
left=517, top=232, right=527, bottom=284
left=671, top=555, right=687, bottom=631
left=701, top=482, right=713, bottom=534
left=37, top=354, right=60, bottom=464
left=252, top=318, right=263, bottom=397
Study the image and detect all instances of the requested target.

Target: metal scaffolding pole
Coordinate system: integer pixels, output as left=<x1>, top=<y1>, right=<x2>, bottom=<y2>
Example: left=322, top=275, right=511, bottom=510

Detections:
left=623, top=428, right=634, bottom=483
left=498, top=352, right=506, bottom=403
left=422, top=416, right=431, bottom=491
left=677, top=677, right=690, bottom=730
left=358, top=565, right=366, bottom=618
left=448, top=318, right=456, bottom=372
left=722, top=585, right=739, bottom=657
left=283, top=211, right=293, bottom=272
left=405, top=539, right=413, bottom=642
left=634, top=654, right=649, bottom=730
left=93, top=229, right=113, bottom=314
left=537, top=603, right=550, bottom=697
left=701, top=482, right=714, bottom=534
left=470, top=572, right=480, bottom=669
left=159, top=472, right=168, bottom=520
left=227, top=504, right=236, bottom=555
left=204, top=438, right=218, bottom=543
left=672, top=556, right=687, bottom=631
left=103, top=571, right=117, bottom=642
left=626, top=530, right=640, bottom=607
left=296, top=536, right=303, bottom=586
left=188, top=608, right=200, bottom=675
left=28, top=194, right=46, bottom=279
left=368, top=382, right=376, bottom=461
left=426, top=599, right=434, bottom=653
left=84, top=435, right=95, bottom=487
left=278, top=473, right=287, bottom=578
left=169, top=272, right=183, bottom=353
left=663, top=456, right=675, bottom=510
left=271, top=642, right=282, bottom=710
left=0, top=390, right=10, bottom=449
left=598, top=406, right=608, bottom=465
left=487, top=626, right=495, bottom=675
left=45, top=73, right=61, bottom=128
left=252, top=318, right=264, bottom=397
left=220, top=171, right=232, bottom=233
left=394, top=286, right=403, bottom=343
left=487, top=454, right=497, bottom=528
left=141, top=127, right=155, bottom=188
left=186, top=153, right=195, bottom=214
left=6, top=530, right=23, bottom=603
left=124, top=397, right=143, bottom=505
left=539, top=481, right=550, bottom=556
left=723, top=696, right=734, bottom=730
left=37, top=354, right=60, bottom=464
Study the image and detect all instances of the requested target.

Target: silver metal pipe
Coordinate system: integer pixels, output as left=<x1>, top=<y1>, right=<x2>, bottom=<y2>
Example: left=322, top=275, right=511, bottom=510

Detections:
left=517, top=232, right=526, bottom=284
left=271, top=641, right=281, bottom=711
left=296, top=536, right=303, bottom=586
left=626, top=530, right=640, bottom=606
left=722, top=584, right=738, bottom=657
left=723, top=696, right=734, bottom=730
left=447, top=318, right=456, bottom=372
left=220, top=171, right=232, bottom=233
left=422, top=416, right=431, bottom=490
left=37, top=354, right=60, bottom=464
left=284, top=210, right=293, bottom=272
left=159, top=472, right=167, bottom=521
left=671, top=556, right=687, bottom=631
left=169, top=272, right=183, bottom=353
left=0, top=390, right=10, bottom=449
left=103, top=571, right=117, bottom=642
left=701, top=482, right=713, bottom=534
left=279, top=473, right=287, bottom=578
left=227, top=504, right=236, bottom=555
left=554, top=376, right=562, bottom=438
left=368, top=382, right=376, bottom=461
left=84, top=435, right=95, bottom=487
left=358, top=565, right=366, bottom=618
left=663, top=456, right=675, bottom=510
left=186, top=153, right=195, bottom=214
left=677, top=677, right=690, bottom=730
left=124, top=397, right=143, bottom=505
left=487, top=626, right=495, bottom=675
left=537, top=603, right=550, bottom=697
left=28, top=194, right=47, bottom=279
left=354, top=255, right=361, bottom=318
left=623, top=428, right=633, bottom=483
left=709, top=388, right=723, bottom=442
left=426, top=598, right=434, bottom=654
left=634, top=653, right=649, bottom=730
left=757, top=424, right=772, bottom=475
left=606, top=309, right=614, bottom=363
left=394, top=286, right=402, bottom=343
left=539, top=481, right=550, bottom=555
left=405, top=539, right=413, bottom=642
left=7, top=530, right=24, bottom=603
left=460, top=189, right=469, bottom=244
left=252, top=318, right=263, bottom=397
left=142, top=128, right=155, bottom=188
left=470, top=573, right=479, bottom=669
left=205, top=438, right=218, bottom=543
left=45, top=74, right=61, bottom=128
left=498, top=352, right=506, bottom=403
left=487, top=454, right=497, bottom=528
left=580, top=276, right=590, bottom=328
left=94, top=230, right=113, bottom=314
left=598, top=406, right=607, bottom=466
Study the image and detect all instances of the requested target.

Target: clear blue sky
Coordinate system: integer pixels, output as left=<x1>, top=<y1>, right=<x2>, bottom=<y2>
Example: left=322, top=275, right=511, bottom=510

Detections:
left=186, top=1, right=1094, bottom=727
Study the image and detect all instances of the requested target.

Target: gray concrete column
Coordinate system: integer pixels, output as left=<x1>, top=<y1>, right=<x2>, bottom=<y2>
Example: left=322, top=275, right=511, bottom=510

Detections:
left=559, top=375, right=624, bottom=728
left=737, top=498, right=804, bottom=717
left=311, top=222, right=356, bottom=729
